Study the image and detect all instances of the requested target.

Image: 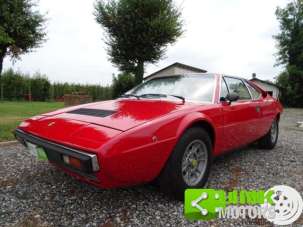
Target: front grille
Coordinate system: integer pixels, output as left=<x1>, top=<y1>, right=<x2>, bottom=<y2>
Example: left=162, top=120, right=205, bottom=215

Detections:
left=67, top=108, right=116, bottom=118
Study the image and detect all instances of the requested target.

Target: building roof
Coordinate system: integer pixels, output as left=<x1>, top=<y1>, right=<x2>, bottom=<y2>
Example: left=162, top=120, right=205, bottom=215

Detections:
left=250, top=78, right=281, bottom=89
left=144, top=62, right=207, bottom=80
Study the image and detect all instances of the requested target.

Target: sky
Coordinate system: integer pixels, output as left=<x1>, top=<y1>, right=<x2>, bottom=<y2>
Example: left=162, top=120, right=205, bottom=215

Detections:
left=4, top=0, right=289, bottom=86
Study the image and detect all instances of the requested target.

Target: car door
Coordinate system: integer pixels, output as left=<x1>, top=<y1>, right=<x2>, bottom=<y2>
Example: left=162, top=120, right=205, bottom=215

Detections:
left=243, top=80, right=265, bottom=138
left=220, top=76, right=259, bottom=152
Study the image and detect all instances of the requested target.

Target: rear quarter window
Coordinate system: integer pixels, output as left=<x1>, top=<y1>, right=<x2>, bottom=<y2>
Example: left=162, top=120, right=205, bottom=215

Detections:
left=245, top=81, right=261, bottom=100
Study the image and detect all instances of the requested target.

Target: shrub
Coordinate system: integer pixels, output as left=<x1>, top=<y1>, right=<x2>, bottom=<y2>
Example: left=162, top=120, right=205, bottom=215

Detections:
left=0, top=68, right=113, bottom=101
left=112, top=72, right=136, bottom=98
left=30, top=73, right=50, bottom=101
left=1, top=69, right=29, bottom=100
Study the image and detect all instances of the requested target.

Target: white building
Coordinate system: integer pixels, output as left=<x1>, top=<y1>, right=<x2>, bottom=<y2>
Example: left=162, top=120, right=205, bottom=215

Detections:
left=250, top=73, right=280, bottom=99
left=144, top=62, right=207, bottom=81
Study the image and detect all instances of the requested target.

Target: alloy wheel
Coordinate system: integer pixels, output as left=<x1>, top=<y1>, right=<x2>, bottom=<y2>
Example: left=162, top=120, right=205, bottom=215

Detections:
left=181, top=139, right=208, bottom=186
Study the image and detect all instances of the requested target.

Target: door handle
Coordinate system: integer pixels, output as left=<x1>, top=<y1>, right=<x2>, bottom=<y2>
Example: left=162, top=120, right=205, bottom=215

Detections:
left=256, top=106, right=261, bottom=113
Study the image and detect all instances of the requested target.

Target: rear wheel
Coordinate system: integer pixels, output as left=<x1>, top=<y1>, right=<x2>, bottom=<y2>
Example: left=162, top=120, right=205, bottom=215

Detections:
left=159, top=127, right=212, bottom=200
left=258, top=118, right=279, bottom=149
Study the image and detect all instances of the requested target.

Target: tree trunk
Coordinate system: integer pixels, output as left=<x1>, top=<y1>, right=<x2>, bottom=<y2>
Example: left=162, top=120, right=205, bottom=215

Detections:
left=0, top=50, right=5, bottom=80
left=135, top=61, right=144, bottom=85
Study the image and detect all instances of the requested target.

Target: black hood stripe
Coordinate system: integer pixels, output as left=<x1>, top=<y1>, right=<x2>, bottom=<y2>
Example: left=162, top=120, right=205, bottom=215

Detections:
left=67, top=108, right=116, bottom=118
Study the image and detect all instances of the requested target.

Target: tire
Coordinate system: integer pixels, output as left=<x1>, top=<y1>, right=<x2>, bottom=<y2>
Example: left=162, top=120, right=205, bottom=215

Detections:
left=258, top=118, right=279, bottom=149
left=159, top=127, right=212, bottom=200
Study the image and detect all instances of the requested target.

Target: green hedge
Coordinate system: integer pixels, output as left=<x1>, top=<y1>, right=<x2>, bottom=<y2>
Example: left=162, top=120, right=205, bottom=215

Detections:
left=112, top=72, right=136, bottom=98
left=0, top=69, right=113, bottom=101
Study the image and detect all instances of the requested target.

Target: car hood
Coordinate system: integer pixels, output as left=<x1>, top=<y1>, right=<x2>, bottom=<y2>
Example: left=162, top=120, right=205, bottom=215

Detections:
left=40, top=99, right=197, bottom=131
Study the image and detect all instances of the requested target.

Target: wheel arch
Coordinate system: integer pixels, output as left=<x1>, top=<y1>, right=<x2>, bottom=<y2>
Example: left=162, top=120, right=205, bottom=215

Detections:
left=187, top=121, right=215, bottom=147
left=176, top=112, right=216, bottom=149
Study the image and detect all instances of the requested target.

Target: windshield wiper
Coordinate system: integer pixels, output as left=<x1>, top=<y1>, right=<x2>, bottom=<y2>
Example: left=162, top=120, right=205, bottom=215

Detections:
left=139, top=93, right=185, bottom=103
left=120, top=94, right=140, bottom=99
left=169, top=94, right=185, bottom=103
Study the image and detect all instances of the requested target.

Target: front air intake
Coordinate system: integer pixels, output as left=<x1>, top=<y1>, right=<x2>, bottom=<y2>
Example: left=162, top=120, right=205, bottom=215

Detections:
left=67, top=108, right=116, bottom=118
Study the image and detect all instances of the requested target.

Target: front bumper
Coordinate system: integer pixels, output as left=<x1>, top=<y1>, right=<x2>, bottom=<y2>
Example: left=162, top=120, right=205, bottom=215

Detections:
left=14, top=129, right=100, bottom=180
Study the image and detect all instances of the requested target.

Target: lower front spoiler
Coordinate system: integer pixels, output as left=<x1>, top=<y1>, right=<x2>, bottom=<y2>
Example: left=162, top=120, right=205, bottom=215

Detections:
left=14, top=129, right=100, bottom=181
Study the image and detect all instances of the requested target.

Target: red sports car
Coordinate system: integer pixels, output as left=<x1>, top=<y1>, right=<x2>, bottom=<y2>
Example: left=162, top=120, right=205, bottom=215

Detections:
left=15, top=74, right=282, bottom=198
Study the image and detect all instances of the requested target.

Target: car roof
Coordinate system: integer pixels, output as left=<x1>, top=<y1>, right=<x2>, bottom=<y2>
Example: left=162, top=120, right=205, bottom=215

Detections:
left=146, top=73, right=249, bottom=82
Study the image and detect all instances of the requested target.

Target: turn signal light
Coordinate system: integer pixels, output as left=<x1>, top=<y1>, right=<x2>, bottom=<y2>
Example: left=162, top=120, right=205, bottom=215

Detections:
left=63, top=155, right=82, bottom=169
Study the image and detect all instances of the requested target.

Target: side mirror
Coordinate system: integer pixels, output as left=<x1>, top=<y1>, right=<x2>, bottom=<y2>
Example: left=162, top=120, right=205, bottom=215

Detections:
left=220, top=92, right=239, bottom=104
left=226, top=92, right=240, bottom=102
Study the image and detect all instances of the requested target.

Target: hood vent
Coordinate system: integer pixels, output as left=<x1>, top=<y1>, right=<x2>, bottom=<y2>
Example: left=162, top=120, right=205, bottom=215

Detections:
left=67, top=108, right=116, bottom=118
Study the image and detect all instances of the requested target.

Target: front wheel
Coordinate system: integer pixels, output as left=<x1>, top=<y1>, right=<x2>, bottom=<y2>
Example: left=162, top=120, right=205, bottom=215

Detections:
left=159, top=127, right=212, bottom=200
left=258, top=118, right=279, bottom=149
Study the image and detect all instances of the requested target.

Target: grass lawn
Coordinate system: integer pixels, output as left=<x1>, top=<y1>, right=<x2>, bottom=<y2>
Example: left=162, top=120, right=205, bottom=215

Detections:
left=0, top=101, right=64, bottom=142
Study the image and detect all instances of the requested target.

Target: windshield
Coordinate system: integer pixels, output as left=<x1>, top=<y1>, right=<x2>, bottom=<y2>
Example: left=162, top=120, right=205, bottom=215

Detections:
left=128, top=74, right=215, bottom=103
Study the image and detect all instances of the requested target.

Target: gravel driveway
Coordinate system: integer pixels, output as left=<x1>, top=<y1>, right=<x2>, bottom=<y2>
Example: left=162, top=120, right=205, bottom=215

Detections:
left=1, top=109, right=302, bottom=226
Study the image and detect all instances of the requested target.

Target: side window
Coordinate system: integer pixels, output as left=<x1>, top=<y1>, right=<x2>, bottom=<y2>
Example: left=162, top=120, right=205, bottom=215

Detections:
left=224, top=77, right=251, bottom=100
left=244, top=81, right=261, bottom=100
left=220, top=78, right=229, bottom=98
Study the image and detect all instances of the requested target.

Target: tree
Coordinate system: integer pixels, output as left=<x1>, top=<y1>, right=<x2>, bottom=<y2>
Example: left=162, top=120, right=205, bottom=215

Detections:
left=0, top=0, right=46, bottom=99
left=276, top=71, right=291, bottom=106
left=112, top=72, right=136, bottom=98
left=94, top=0, right=183, bottom=85
left=274, top=0, right=303, bottom=107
